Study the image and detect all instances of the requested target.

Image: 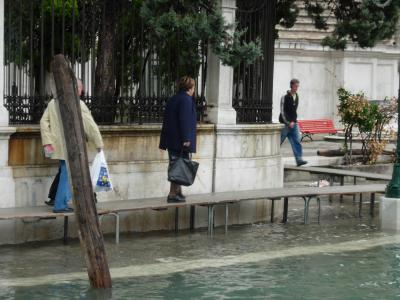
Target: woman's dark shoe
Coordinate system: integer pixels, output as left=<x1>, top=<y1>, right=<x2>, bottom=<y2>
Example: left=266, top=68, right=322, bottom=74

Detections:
left=53, top=207, right=74, bottom=213
left=177, top=192, right=186, bottom=201
left=167, top=195, right=186, bottom=203
left=45, top=199, right=55, bottom=206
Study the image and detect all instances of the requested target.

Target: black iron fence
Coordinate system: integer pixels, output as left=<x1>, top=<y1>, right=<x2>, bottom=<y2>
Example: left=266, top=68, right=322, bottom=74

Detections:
left=5, top=94, right=207, bottom=125
left=3, top=0, right=207, bottom=125
left=233, top=0, right=276, bottom=123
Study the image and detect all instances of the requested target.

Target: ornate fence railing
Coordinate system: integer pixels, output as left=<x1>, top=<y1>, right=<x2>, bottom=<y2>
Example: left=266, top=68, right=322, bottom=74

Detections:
left=4, top=95, right=207, bottom=125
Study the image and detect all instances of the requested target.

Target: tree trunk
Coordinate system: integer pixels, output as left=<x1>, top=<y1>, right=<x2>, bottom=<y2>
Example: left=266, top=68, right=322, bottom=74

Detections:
left=51, top=54, right=112, bottom=288
left=94, top=0, right=118, bottom=124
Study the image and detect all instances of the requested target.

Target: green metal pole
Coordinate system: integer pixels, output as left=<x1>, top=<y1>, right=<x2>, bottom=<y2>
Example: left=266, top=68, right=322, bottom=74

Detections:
left=385, top=62, right=400, bottom=198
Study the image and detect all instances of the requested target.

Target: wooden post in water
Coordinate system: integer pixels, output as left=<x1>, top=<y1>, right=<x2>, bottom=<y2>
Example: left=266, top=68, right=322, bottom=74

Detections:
left=51, top=54, right=112, bottom=288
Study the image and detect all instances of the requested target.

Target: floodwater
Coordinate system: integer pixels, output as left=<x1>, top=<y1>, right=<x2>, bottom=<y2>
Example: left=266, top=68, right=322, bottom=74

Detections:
left=1, top=195, right=400, bottom=299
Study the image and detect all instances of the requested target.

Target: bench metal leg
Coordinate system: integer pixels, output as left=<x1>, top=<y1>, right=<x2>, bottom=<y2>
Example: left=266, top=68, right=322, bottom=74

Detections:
left=175, top=207, right=179, bottom=233
left=303, top=197, right=310, bottom=224
left=111, top=213, right=120, bottom=244
left=282, top=197, right=289, bottom=223
left=340, top=176, right=344, bottom=203
left=99, top=213, right=120, bottom=244
left=190, top=205, right=195, bottom=232
left=353, top=177, right=357, bottom=204
left=303, top=196, right=319, bottom=225
left=359, top=193, right=363, bottom=217
left=270, top=200, right=275, bottom=223
left=329, top=176, right=334, bottom=203
left=63, top=216, right=69, bottom=245
left=225, top=204, right=229, bottom=233
left=370, top=193, right=375, bottom=217
left=208, top=205, right=215, bottom=235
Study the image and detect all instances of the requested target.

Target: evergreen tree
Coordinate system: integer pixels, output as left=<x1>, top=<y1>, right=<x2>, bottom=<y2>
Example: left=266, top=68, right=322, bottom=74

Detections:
left=277, top=0, right=400, bottom=50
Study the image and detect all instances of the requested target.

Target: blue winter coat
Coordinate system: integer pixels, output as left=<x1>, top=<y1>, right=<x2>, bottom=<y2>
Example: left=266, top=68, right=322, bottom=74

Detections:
left=159, top=90, right=197, bottom=153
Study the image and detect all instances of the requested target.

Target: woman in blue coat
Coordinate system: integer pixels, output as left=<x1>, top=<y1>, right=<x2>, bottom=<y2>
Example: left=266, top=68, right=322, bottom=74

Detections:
left=160, top=76, right=197, bottom=203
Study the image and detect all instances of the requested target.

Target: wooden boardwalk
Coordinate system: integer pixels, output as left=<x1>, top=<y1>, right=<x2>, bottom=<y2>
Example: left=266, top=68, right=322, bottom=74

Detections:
left=0, top=184, right=386, bottom=244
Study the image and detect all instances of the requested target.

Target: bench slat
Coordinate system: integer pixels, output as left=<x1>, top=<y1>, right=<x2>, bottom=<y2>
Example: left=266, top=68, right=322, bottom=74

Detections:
left=298, top=119, right=338, bottom=135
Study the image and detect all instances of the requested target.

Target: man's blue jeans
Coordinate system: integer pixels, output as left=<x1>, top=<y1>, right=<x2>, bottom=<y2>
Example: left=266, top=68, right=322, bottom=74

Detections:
left=54, top=160, right=72, bottom=211
left=281, top=123, right=303, bottom=163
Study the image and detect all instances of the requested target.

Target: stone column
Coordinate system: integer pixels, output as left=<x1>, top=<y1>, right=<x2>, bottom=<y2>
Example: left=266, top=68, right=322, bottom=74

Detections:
left=0, top=0, right=8, bottom=126
left=205, top=0, right=237, bottom=125
left=0, top=0, right=16, bottom=208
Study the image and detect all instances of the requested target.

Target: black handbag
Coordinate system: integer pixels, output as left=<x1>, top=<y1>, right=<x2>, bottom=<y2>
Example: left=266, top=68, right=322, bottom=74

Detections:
left=168, top=153, right=199, bottom=186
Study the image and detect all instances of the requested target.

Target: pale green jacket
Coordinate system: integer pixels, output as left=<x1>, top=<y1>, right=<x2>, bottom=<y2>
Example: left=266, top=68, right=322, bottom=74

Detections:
left=40, top=99, right=104, bottom=160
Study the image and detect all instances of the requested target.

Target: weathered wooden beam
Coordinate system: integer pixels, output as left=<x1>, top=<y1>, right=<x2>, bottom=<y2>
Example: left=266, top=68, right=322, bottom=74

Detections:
left=51, top=54, right=112, bottom=289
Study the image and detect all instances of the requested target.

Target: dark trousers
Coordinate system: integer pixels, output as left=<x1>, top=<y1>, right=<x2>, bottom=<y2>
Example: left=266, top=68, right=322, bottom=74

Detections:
left=48, top=166, right=61, bottom=201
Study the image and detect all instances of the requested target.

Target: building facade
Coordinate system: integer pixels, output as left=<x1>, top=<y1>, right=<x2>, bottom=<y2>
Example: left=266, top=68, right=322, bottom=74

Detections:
left=273, top=4, right=400, bottom=124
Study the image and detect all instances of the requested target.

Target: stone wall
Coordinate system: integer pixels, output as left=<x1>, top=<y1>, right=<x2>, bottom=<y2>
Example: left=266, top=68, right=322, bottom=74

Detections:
left=1, top=123, right=283, bottom=244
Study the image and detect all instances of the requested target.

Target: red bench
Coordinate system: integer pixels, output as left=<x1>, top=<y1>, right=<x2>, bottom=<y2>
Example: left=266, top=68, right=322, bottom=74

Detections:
left=297, top=119, right=338, bottom=141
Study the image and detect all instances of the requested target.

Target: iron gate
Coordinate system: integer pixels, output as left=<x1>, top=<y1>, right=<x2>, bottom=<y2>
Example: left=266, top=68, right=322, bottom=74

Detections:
left=233, top=0, right=276, bottom=123
left=3, top=0, right=207, bottom=125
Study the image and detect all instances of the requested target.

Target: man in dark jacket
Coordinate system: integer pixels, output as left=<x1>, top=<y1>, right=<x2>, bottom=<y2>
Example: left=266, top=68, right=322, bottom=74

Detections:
left=160, top=76, right=197, bottom=203
left=279, top=79, right=307, bottom=166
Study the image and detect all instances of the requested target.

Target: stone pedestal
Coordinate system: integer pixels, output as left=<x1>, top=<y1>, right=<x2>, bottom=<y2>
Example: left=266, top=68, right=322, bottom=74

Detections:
left=0, top=0, right=15, bottom=209
left=0, top=127, right=16, bottom=208
left=205, top=0, right=237, bottom=125
left=380, top=196, right=400, bottom=231
left=0, top=0, right=8, bottom=126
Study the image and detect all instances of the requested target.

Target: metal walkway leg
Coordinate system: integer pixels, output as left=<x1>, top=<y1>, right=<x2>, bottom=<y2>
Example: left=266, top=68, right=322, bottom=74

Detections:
left=282, top=197, right=289, bottom=223
left=99, top=213, right=120, bottom=244
left=370, top=193, right=375, bottom=217
left=175, top=207, right=179, bottom=233
left=270, top=200, right=275, bottom=223
left=303, top=196, right=317, bottom=224
left=303, top=197, right=309, bottom=224
left=340, top=176, right=344, bottom=203
left=208, top=205, right=215, bottom=235
left=359, top=193, right=363, bottom=217
left=353, top=177, right=357, bottom=203
left=110, top=213, right=120, bottom=244
left=329, top=175, right=334, bottom=203
left=225, top=204, right=229, bottom=233
left=190, top=205, right=195, bottom=232
left=63, top=216, right=69, bottom=245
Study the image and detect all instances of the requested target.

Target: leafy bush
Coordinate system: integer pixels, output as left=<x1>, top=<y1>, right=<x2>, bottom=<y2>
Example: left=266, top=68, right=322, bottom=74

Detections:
left=337, top=88, right=397, bottom=164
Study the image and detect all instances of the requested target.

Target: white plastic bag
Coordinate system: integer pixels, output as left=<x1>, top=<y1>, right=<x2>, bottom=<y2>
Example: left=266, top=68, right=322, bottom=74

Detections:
left=90, top=150, right=113, bottom=192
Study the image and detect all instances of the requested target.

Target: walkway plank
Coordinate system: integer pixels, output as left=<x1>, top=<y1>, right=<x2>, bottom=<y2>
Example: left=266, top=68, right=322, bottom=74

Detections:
left=0, top=184, right=386, bottom=220
left=284, top=165, right=391, bottom=181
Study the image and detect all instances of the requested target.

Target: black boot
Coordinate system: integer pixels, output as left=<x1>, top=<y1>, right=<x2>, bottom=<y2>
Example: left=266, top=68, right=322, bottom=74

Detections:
left=167, top=195, right=186, bottom=203
left=297, top=159, right=308, bottom=167
left=45, top=199, right=55, bottom=206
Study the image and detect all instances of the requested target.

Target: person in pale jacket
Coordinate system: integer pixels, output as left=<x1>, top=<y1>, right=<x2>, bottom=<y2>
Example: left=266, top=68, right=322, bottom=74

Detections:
left=40, top=79, right=103, bottom=213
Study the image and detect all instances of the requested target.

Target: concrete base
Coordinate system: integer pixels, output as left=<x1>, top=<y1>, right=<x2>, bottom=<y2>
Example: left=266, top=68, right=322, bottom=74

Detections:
left=0, top=107, right=9, bottom=127
left=380, top=196, right=400, bottom=231
left=0, top=127, right=16, bottom=208
left=207, top=107, right=237, bottom=125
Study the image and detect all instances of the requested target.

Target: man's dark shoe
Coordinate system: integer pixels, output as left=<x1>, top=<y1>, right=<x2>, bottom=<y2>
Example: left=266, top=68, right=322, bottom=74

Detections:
left=45, top=199, right=55, bottom=206
left=167, top=195, right=186, bottom=203
left=53, top=207, right=74, bottom=213
left=297, top=160, right=308, bottom=167
left=177, top=192, right=186, bottom=201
